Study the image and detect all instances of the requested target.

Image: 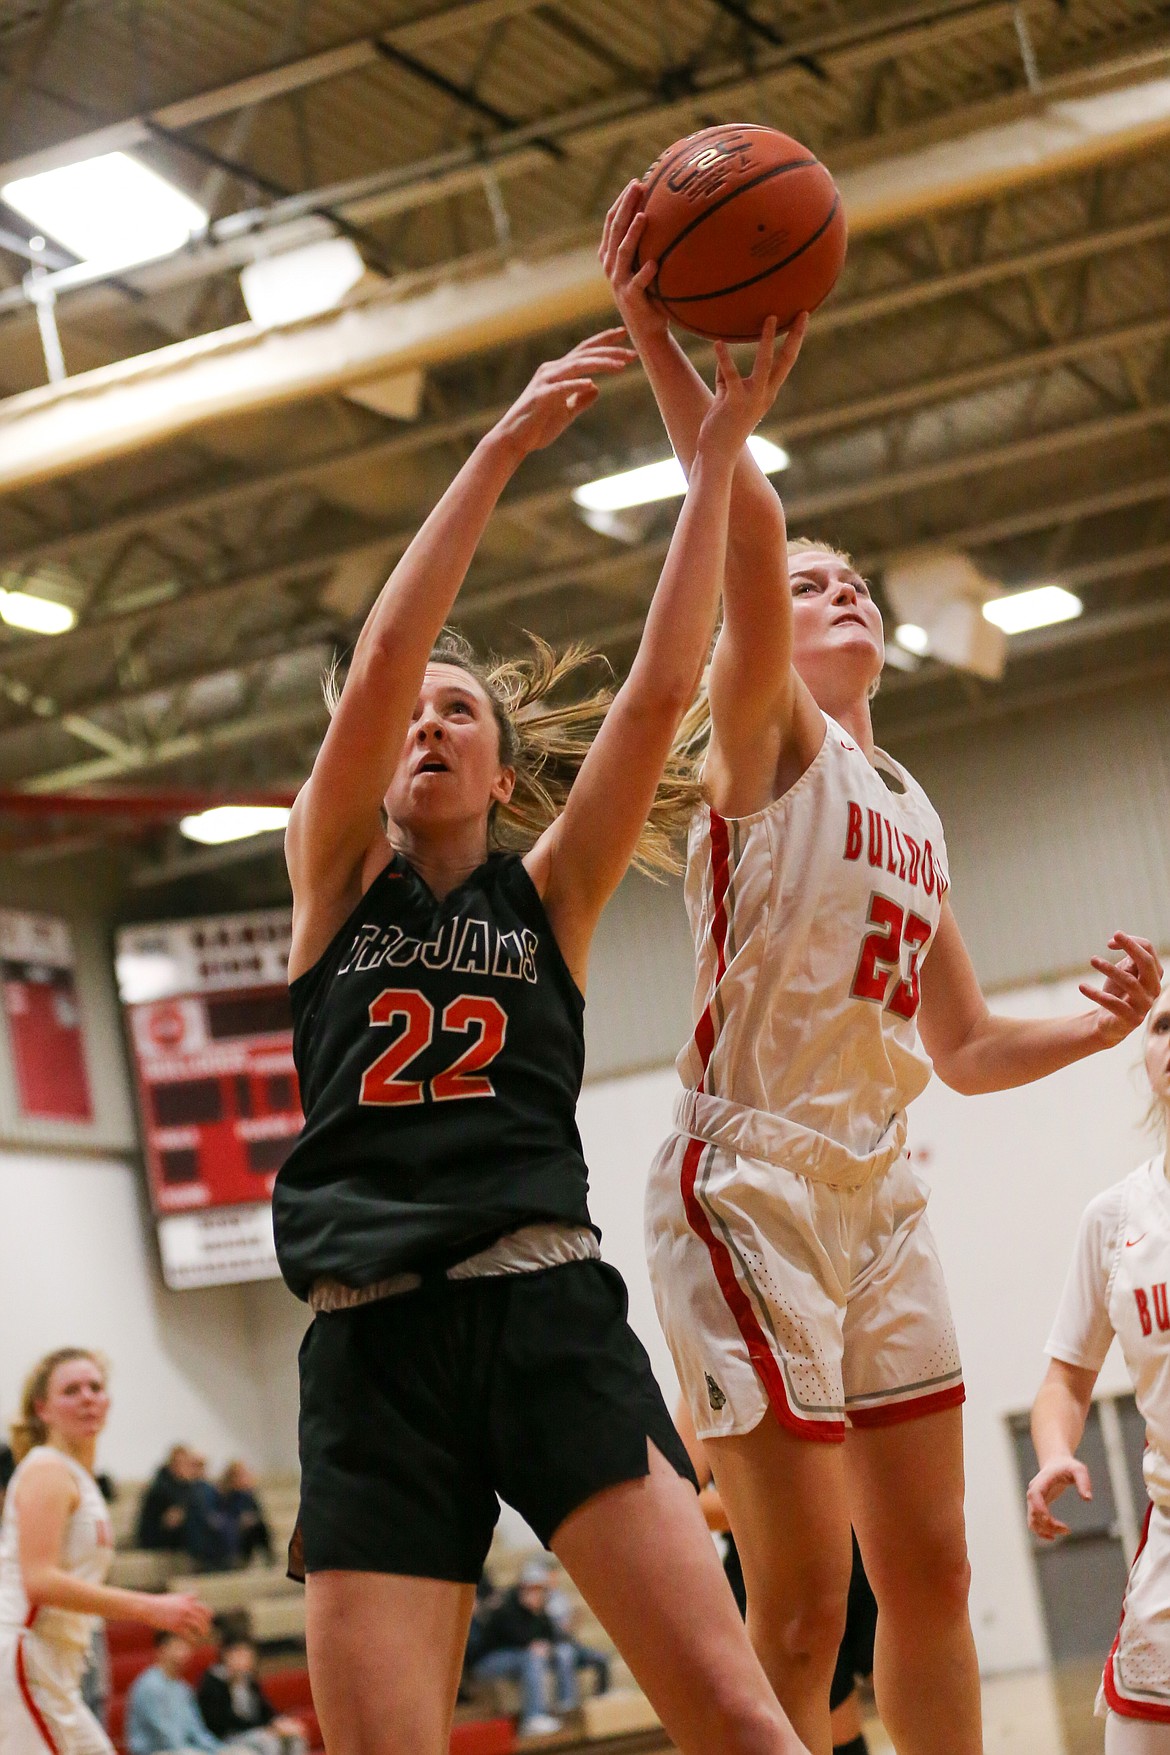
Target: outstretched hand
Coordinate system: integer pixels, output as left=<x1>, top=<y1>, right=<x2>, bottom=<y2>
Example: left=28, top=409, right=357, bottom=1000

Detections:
left=694, top=313, right=808, bottom=461
left=600, top=179, right=666, bottom=344
left=1026, top=1455, right=1093, bottom=1540
left=1080, top=932, right=1164, bottom=1046
left=490, top=329, right=636, bottom=459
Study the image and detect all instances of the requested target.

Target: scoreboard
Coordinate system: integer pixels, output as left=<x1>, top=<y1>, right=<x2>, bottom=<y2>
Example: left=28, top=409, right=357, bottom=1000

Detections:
left=115, top=910, right=302, bottom=1288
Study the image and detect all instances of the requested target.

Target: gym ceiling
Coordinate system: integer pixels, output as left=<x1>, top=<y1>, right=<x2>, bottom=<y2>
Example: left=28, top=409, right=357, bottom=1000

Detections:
left=0, top=0, right=1166, bottom=897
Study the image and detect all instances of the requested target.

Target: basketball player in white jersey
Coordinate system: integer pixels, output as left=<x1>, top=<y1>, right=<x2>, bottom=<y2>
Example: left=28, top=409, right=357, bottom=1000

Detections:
left=602, top=180, right=1165, bottom=1755
left=1029, top=978, right=1170, bottom=1753
left=0, top=1349, right=209, bottom=1755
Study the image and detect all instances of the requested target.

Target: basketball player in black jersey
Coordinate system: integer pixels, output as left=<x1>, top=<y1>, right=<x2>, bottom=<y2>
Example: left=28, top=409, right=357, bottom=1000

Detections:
left=274, top=322, right=814, bottom=1755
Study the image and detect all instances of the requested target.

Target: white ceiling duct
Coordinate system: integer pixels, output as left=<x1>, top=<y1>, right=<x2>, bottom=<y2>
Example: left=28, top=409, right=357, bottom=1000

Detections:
left=883, top=549, right=1007, bottom=681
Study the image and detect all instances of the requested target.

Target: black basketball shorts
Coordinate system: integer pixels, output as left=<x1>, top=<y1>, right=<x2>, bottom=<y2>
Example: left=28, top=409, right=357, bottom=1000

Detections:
left=294, top=1258, right=697, bottom=1583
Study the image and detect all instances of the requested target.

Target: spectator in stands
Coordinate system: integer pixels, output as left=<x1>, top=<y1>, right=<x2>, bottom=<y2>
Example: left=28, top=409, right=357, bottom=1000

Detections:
left=125, top=1630, right=219, bottom=1755
left=197, top=1630, right=307, bottom=1755
left=136, top=1446, right=196, bottom=1554
left=184, top=1454, right=233, bottom=1572
left=216, top=1464, right=273, bottom=1568
left=470, top=1560, right=581, bottom=1738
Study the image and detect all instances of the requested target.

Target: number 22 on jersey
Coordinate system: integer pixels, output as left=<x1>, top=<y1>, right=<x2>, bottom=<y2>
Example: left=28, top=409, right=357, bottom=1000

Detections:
left=851, top=893, right=932, bottom=1020
left=359, top=987, right=507, bottom=1106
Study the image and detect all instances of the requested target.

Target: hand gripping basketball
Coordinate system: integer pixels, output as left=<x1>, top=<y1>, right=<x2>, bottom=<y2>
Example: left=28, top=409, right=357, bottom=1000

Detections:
left=600, top=180, right=665, bottom=345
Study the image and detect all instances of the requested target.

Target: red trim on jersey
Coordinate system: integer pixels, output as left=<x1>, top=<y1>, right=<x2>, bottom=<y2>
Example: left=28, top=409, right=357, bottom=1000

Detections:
left=847, top=1382, right=966, bottom=1429
left=16, top=1637, right=62, bottom=1754
left=1103, top=1502, right=1170, bottom=1722
left=690, top=813, right=731, bottom=1083
left=23, top=1605, right=38, bottom=1629
left=679, top=1136, right=844, bottom=1444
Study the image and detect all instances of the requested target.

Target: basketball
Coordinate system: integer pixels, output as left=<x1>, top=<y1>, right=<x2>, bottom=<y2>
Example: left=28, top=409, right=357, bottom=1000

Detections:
left=634, top=123, right=847, bottom=340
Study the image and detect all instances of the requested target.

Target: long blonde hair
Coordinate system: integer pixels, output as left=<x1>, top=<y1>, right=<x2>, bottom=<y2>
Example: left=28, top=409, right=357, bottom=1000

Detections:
left=327, top=629, right=703, bottom=877
left=10, top=1349, right=106, bottom=1462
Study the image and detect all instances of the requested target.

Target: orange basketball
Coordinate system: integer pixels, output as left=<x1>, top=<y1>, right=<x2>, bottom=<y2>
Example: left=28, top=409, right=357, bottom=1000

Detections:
left=635, top=123, right=847, bottom=340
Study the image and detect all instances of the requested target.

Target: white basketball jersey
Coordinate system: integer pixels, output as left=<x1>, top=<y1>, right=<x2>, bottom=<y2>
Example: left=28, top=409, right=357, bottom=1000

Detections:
left=1048, top=1158, right=1170, bottom=1507
left=0, top=1449, right=113, bottom=1649
left=675, top=713, right=950, bottom=1186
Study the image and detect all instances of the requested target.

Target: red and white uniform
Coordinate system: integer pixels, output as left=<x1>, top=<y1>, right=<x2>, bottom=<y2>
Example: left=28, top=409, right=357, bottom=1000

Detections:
left=0, top=1448, right=114, bottom=1755
left=646, top=713, right=964, bottom=1441
left=1047, top=1157, right=1170, bottom=1723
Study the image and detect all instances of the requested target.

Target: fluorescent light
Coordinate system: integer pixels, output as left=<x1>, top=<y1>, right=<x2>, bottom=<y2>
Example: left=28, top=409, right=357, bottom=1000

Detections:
left=2, top=152, right=206, bottom=272
left=179, top=806, right=291, bottom=846
left=573, top=435, right=790, bottom=512
left=982, top=585, right=1082, bottom=635
left=894, top=622, right=930, bottom=655
left=240, top=237, right=366, bottom=327
left=0, top=589, right=75, bottom=634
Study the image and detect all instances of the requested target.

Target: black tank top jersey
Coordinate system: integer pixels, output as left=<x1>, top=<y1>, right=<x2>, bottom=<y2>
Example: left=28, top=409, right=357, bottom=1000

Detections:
left=273, top=851, right=593, bottom=1300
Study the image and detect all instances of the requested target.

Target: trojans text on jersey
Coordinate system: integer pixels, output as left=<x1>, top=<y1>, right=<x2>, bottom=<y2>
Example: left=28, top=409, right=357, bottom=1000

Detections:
left=336, top=915, right=539, bottom=984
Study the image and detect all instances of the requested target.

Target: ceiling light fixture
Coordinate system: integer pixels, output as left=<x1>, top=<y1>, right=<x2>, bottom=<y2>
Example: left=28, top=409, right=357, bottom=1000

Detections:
left=894, top=622, right=930, bottom=655
left=2, top=152, right=206, bottom=272
left=573, top=435, right=790, bottom=513
left=240, top=237, right=367, bottom=328
left=0, top=589, right=75, bottom=635
left=981, top=584, right=1082, bottom=635
left=179, top=805, right=291, bottom=846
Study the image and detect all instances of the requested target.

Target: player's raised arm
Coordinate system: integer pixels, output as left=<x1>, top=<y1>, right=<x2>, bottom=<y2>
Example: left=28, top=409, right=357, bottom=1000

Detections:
left=601, top=183, right=814, bottom=806
left=527, top=322, right=794, bottom=985
left=919, top=906, right=1163, bottom=1094
left=285, top=332, right=634, bottom=964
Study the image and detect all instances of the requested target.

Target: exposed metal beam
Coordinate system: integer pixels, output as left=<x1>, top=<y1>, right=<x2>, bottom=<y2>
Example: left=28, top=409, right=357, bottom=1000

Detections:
left=5, top=194, right=1168, bottom=569
left=20, top=700, right=325, bottom=792
left=0, top=0, right=550, bottom=183
left=2, top=2, right=1160, bottom=337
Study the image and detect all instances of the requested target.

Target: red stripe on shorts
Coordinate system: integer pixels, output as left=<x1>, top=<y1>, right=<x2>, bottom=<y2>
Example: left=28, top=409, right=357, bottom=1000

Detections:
left=16, top=1638, right=62, bottom=1754
left=690, top=812, right=731, bottom=1082
left=1103, top=1502, right=1170, bottom=1722
left=847, top=1382, right=966, bottom=1429
left=679, top=1136, right=844, bottom=1443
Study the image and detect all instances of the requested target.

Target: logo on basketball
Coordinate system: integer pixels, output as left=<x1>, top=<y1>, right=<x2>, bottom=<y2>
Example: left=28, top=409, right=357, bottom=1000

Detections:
left=665, top=131, right=756, bottom=203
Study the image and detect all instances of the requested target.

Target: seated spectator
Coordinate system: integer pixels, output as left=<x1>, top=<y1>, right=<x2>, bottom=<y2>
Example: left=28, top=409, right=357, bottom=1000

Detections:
left=470, top=1560, right=580, bottom=1739
left=185, top=1453, right=233, bottom=1572
left=126, top=1631, right=219, bottom=1755
left=136, top=1446, right=196, bottom=1553
left=197, top=1630, right=307, bottom=1755
left=217, top=1463, right=273, bottom=1568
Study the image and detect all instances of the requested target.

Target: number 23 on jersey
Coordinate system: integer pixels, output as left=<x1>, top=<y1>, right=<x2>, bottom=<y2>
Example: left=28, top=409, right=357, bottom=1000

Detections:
left=851, top=893, right=932, bottom=1020
left=359, top=987, right=507, bottom=1106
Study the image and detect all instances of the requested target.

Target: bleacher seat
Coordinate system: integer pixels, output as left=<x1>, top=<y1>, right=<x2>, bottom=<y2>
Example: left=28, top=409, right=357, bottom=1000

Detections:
left=249, top=1594, right=307, bottom=1642
left=449, top=1720, right=515, bottom=1754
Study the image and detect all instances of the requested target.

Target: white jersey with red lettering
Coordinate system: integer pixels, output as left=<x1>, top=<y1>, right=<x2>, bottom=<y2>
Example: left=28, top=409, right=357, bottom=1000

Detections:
left=1046, top=1157, right=1170, bottom=1723
left=0, top=1447, right=114, bottom=1755
left=646, top=713, right=964, bottom=1442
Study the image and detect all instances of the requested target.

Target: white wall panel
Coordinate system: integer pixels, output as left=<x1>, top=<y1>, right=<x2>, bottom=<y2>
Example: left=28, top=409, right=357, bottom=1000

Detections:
left=893, top=679, right=1170, bottom=992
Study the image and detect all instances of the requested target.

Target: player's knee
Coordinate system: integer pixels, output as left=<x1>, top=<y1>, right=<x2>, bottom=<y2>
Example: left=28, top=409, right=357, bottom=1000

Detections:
left=878, top=1522, right=971, bottom=1615
left=753, top=1577, right=849, bottom=1669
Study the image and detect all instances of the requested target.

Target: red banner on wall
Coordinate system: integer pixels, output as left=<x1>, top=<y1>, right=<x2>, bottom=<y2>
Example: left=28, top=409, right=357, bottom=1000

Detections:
left=115, top=911, right=301, bottom=1286
left=0, top=910, right=93, bottom=1123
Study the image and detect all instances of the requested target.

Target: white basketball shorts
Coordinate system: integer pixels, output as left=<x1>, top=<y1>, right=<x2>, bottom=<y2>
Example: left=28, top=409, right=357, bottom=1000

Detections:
left=0, top=1630, right=113, bottom=1755
left=645, top=1133, right=964, bottom=1443
left=1102, top=1503, right=1170, bottom=1724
